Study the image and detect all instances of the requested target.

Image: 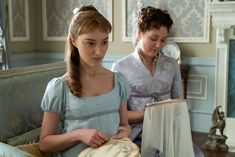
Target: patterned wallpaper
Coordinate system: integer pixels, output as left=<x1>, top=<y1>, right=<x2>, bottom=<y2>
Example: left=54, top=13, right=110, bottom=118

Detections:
left=42, top=0, right=112, bottom=40
left=124, top=0, right=209, bottom=42
left=9, top=0, right=209, bottom=42
left=12, top=0, right=26, bottom=37
left=9, top=0, right=29, bottom=41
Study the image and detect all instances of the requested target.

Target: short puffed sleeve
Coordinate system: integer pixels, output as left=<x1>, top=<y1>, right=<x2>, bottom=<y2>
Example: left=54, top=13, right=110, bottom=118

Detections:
left=41, top=77, right=65, bottom=114
left=111, top=61, right=119, bottom=72
left=116, top=72, right=131, bottom=102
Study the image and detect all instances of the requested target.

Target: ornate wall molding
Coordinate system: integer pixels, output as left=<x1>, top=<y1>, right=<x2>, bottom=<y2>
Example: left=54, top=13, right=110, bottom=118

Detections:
left=187, top=75, right=208, bottom=100
left=208, top=1, right=235, bottom=30
left=208, top=1, right=235, bottom=14
left=208, top=1, right=235, bottom=150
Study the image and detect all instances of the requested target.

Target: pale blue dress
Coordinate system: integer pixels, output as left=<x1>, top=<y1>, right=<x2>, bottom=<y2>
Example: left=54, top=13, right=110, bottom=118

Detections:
left=112, top=49, right=183, bottom=142
left=41, top=72, right=130, bottom=157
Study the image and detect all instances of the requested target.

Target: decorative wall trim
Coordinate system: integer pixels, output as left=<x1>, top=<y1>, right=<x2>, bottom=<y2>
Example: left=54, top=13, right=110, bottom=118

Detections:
left=187, top=74, right=208, bottom=100
left=188, top=80, right=203, bottom=95
left=182, top=57, right=215, bottom=66
left=208, top=2, right=235, bottom=29
left=190, top=109, right=212, bottom=115
left=42, top=0, right=113, bottom=41
left=8, top=0, right=30, bottom=41
left=122, top=0, right=210, bottom=43
left=208, top=1, right=235, bottom=148
left=208, top=1, right=235, bottom=14
left=122, top=0, right=140, bottom=42
left=0, top=61, right=65, bottom=78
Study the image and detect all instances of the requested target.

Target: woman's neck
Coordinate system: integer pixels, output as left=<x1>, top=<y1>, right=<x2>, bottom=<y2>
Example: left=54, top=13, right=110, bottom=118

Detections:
left=138, top=49, right=159, bottom=76
left=80, top=65, right=103, bottom=78
left=138, top=50, right=155, bottom=65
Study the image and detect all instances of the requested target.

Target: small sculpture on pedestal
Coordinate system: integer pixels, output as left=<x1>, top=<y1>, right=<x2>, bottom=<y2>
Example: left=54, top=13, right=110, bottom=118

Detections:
left=204, top=106, right=229, bottom=151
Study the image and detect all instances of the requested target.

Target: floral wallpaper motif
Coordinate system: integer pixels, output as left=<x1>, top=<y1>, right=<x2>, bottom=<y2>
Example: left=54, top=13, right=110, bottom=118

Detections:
left=124, top=0, right=209, bottom=43
left=43, top=0, right=112, bottom=40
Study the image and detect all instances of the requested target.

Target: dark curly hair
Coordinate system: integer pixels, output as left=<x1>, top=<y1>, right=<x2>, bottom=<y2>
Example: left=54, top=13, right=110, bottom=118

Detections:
left=138, top=6, right=173, bottom=33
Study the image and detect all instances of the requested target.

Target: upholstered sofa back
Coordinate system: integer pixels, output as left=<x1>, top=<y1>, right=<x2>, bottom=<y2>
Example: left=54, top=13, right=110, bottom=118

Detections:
left=0, top=62, right=66, bottom=142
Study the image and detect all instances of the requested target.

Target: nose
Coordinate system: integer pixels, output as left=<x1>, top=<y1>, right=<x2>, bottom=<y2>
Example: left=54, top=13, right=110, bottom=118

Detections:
left=94, top=45, right=104, bottom=55
left=155, top=40, right=161, bottom=48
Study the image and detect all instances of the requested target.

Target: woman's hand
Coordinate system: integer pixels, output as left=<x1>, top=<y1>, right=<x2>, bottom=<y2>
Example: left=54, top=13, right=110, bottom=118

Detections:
left=111, top=126, right=131, bottom=139
left=77, top=129, right=109, bottom=148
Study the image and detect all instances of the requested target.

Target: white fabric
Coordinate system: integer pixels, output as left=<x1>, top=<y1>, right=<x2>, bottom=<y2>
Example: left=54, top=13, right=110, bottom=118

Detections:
left=78, top=138, right=141, bottom=157
left=141, top=99, right=195, bottom=157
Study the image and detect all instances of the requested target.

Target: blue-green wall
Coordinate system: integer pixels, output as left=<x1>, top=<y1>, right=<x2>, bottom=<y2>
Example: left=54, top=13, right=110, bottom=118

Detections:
left=228, top=39, right=235, bottom=118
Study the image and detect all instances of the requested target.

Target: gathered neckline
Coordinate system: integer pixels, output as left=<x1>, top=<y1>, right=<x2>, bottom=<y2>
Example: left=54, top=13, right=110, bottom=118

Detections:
left=60, top=72, right=118, bottom=100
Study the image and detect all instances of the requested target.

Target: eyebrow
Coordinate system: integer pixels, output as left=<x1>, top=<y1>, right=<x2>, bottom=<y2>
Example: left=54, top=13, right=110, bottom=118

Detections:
left=103, top=37, right=109, bottom=40
left=84, top=37, right=109, bottom=41
left=151, top=34, right=169, bottom=39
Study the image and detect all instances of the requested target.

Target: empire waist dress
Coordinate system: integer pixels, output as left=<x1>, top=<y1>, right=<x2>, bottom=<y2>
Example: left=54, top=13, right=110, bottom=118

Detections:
left=41, top=72, right=130, bottom=157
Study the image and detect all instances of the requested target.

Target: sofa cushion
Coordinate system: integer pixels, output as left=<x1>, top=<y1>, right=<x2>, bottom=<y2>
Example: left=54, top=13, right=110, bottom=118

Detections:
left=0, top=62, right=66, bottom=142
left=7, top=127, right=40, bottom=146
left=0, top=142, right=33, bottom=157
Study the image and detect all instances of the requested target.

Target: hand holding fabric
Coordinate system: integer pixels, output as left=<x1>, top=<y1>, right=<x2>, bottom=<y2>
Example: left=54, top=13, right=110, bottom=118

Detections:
left=78, top=129, right=109, bottom=148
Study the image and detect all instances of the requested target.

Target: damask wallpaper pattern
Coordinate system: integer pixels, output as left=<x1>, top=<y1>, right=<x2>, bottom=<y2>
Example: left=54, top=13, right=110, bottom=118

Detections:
left=124, top=0, right=209, bottom=43
left=8, top=0, right=29, bottom=41
left=42, top=0, right=112, bottom=40
left=9, top=0, right=209, bottom=43
left=12, top=0, right=26, bottom=37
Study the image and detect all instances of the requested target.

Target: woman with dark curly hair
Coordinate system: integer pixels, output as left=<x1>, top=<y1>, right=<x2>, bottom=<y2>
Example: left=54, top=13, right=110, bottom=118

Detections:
left=112, top=6, right=183, bottom=153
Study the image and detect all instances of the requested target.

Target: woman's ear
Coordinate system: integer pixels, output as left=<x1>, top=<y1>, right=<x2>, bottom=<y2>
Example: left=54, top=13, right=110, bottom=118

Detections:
left=136, top=29, right=142, bottom=40
left=70, top=37, right=77, bottom=47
